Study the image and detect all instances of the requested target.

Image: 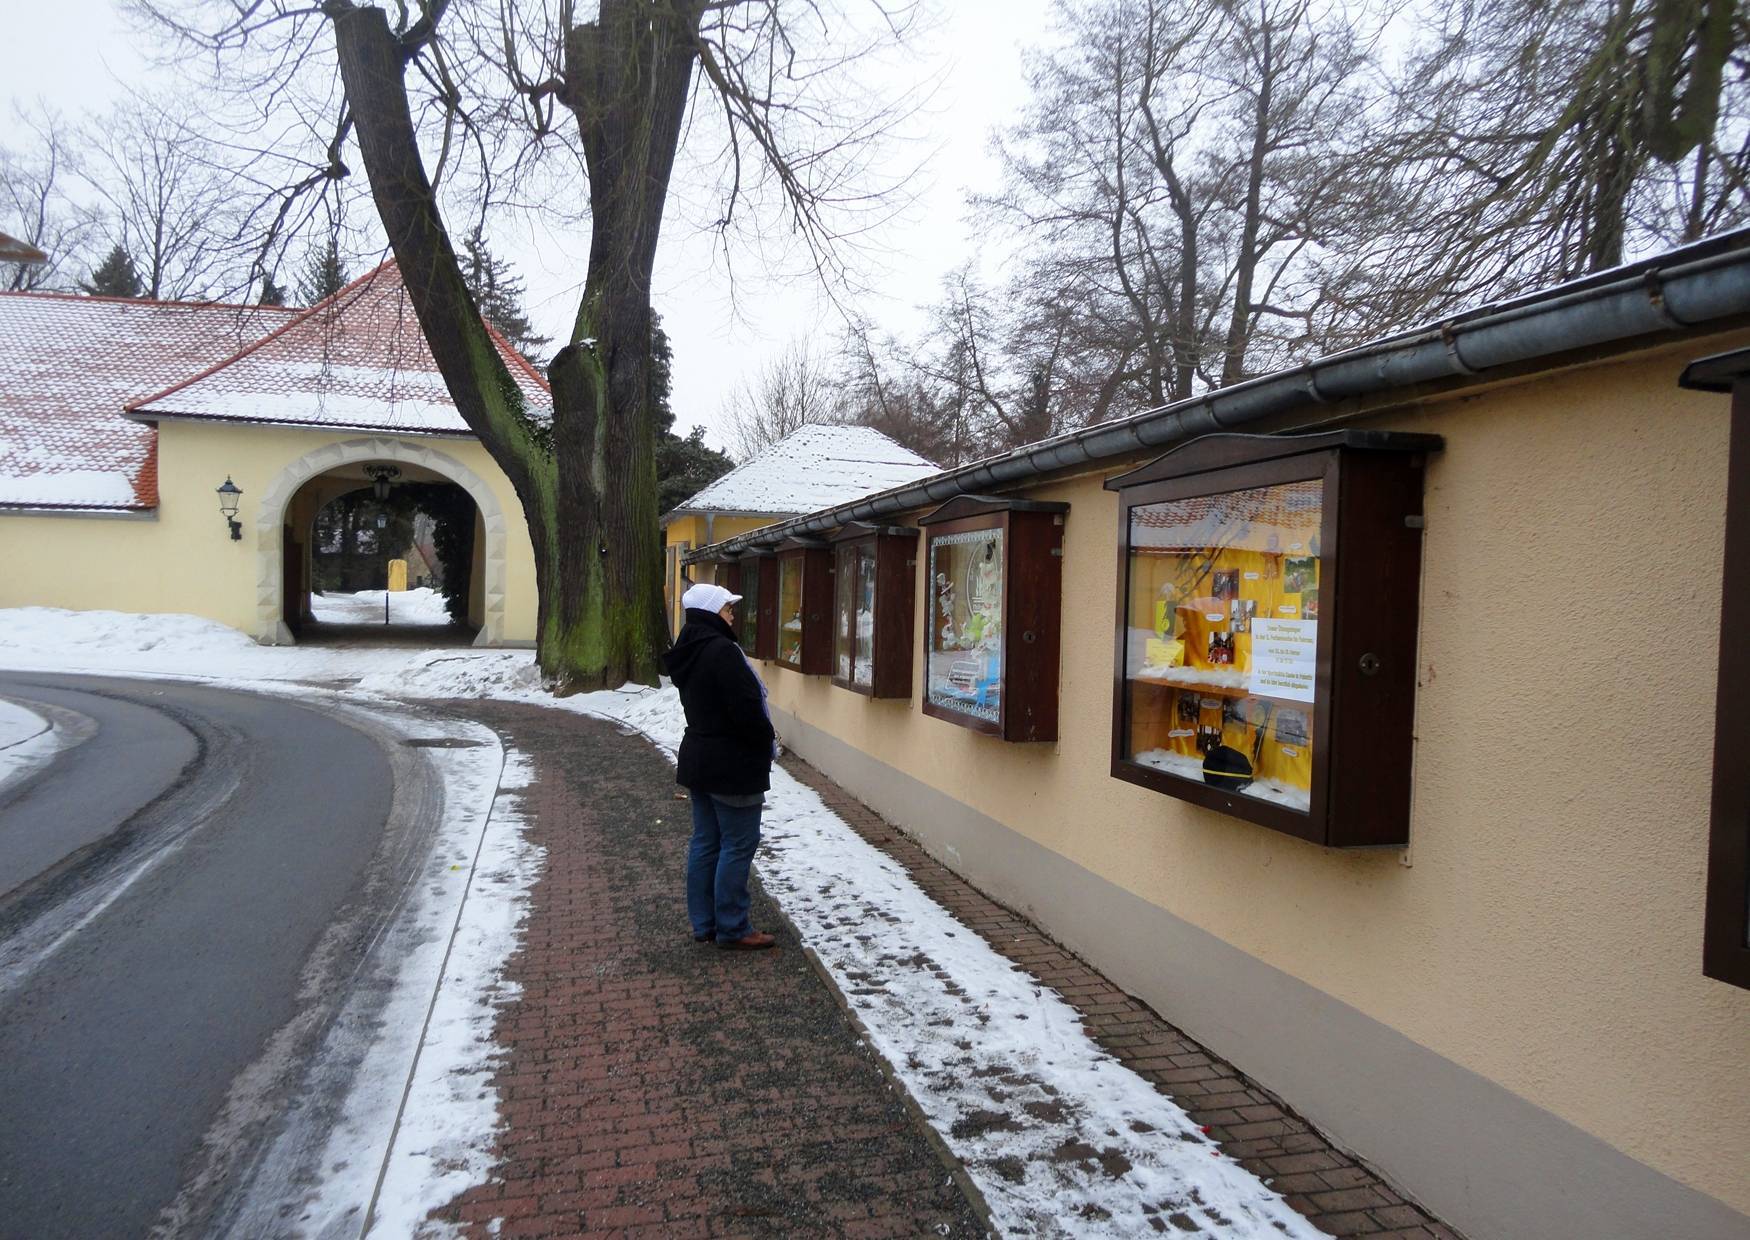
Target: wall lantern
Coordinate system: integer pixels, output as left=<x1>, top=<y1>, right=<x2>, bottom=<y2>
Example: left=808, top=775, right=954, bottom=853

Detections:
left=216, top=476, right=243, bottom=540
left=365, top=464, right=400, bottom=502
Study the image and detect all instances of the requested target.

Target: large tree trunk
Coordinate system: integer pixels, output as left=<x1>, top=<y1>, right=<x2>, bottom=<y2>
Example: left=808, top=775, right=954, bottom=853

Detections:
left=326, top=0, right=689, bottom=690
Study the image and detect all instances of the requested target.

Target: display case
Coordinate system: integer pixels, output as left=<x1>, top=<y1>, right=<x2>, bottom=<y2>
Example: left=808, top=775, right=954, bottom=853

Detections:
left=917, top=496, right=1067, bottom=741
left=1106, top=431, right=1441, bottom=848
left=774, top=537, right=834, bottom=675
left=828, top=523, right=918, bottom=698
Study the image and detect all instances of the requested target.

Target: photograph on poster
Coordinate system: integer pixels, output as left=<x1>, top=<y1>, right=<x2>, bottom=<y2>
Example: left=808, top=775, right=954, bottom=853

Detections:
left=1213, top=570, right=1239, bottom=601
left=1284, top=556, right=1317, bottom=594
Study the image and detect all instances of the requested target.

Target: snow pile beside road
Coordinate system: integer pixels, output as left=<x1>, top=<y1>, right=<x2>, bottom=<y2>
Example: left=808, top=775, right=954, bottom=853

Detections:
left=0, top=607, right=258, bottom=657
left=353, top=651, right=544, bottom=700
left=0, top=697, right=56, bottom=792
left=367, top=750, right=544, bottom=1238
left=569, top=684, right=1319, bottom=1238
left=0, top=697, right=48, bottom=752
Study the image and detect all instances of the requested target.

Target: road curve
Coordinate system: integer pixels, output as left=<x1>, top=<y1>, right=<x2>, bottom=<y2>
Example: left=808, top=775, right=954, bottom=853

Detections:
left=0, top=673, right=395, bottom=1240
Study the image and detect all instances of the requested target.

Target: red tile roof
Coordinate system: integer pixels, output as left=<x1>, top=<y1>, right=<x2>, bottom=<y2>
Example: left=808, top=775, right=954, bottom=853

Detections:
left=1, top=259, right=552, bottom=512
left=128, top=259, right=553, bottom=435
left=0, top=292, right=296, bottom=510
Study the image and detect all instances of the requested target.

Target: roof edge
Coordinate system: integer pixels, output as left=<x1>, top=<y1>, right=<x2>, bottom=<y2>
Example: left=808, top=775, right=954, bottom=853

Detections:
left=124, top=258, right=404, bottom=414
left=686, top=227, right=1750, bottom=565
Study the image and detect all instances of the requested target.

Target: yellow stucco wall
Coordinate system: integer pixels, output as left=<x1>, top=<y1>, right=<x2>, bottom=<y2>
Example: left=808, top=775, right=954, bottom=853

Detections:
left=664, top=512, right=778, bottom=634
left=753, top=336, right=1750, bottom=1216
left=0, top=420, right=538, bottom=642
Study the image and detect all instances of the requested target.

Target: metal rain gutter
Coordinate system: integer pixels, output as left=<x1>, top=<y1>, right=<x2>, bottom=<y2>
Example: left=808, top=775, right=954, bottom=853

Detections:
left=686, top=230, right=1750, bottom=565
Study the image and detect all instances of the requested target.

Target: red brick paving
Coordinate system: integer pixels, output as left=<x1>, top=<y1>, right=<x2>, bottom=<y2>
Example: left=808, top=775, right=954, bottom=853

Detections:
left=434, top=703, right=985, bottom=1239
left=433, top=695, right=1461, bottom=1239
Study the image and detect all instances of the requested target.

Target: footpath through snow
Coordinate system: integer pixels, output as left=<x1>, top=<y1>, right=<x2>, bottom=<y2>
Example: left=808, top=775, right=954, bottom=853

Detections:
left=0, top=606, right=1321, bottom=1238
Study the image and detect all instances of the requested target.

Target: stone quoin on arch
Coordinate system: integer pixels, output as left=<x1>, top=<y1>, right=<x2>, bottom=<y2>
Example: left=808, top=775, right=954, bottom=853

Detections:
left=254, top=436, right=509, bottom=646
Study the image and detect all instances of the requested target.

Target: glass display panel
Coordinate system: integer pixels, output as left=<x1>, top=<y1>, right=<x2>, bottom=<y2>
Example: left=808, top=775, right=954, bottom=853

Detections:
left=927, top=527, right=1005, bottom=722
left=834, top=544, right=857, bottom=680
left=834, top=544, right=879, bottom=687
left=778, top=556, right=804, bottom=665
left=1123, top=479, right=1322, bottom=812
left=737, top=563, right=759, bottom=651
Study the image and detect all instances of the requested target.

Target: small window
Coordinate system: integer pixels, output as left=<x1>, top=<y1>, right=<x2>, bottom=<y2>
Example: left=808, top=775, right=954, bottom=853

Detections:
left=830, top=523, right=917, bottom=698
left=774, top=539, right=833, bottom=674
left=1106, top=431, right=1440, bottom=848
left=917, top=496, right=1067, bottom=741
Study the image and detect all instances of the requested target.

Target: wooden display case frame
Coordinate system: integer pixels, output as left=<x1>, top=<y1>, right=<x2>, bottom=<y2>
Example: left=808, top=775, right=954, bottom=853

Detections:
left=774, top=536, right=834, bottom=675
left=1105, top=431, right=1441, bottom=848
left=917, top=495, right=1068, bottom=742
left=749, top=548, right=779, bottom=662
left=1679, top=348, right=1750, bottom=990
left=828, top=523, right=918, bottom=699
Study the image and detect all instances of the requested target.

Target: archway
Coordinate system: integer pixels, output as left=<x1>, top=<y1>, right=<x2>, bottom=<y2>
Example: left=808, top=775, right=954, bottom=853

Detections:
left=255, top=436, right=510, bottom=646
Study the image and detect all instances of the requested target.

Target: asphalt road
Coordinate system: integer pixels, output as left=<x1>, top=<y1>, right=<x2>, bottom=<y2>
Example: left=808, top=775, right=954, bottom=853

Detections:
left=0, top=673, right=397, bottom=1240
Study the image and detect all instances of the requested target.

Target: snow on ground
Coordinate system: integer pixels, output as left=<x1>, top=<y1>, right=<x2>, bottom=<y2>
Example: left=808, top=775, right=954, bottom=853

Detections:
left=311, top=588, right=455, bottom=627
left=364, top=750, right=542, bottom=1236
left=0, top=696, right=56, bottom=792
left=0, top=607, right=1318, bottom=1238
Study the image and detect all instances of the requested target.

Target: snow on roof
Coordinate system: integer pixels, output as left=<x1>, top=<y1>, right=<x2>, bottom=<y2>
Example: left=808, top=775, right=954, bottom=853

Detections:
left=128, top=260, right=553, bottom=435
left=0, top=292, right=295, bottom=510
left=672, top=424, right=939, bottom=519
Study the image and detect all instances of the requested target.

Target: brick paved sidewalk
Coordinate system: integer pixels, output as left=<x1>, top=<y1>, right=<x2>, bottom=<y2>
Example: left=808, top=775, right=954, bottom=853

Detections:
left=775, top=754, right=1462, bottom=1240
left=434, top=703, right=986, bottom=1239
left=434, top=698, right=1460, bottom=1239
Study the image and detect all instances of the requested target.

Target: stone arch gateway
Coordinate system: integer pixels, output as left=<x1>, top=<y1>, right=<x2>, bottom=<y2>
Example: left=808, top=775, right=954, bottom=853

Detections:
left=254, top=436, right=510, bottom=646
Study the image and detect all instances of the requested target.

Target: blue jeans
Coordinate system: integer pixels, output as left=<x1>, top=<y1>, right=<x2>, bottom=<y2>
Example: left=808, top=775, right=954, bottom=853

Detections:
left=686, top=790, right=763, bottom=941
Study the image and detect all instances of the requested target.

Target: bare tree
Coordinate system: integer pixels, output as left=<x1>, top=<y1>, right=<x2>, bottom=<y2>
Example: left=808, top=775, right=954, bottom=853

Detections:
left=977, top=0, right=1384, bottom=415
left=0, top=107, right=101, bottom=293
left=1333, top=0, right=1750, bottom=330
left=81, top=96, right=246, bottom=300
left=723, top=337, right=838, bottom=458
left=135, top=0, right=922, bottom=688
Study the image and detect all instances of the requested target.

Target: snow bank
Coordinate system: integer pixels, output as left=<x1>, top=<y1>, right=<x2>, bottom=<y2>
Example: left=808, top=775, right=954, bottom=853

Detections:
left=0, top=607, right=258, bottom=656
left=0, top=697, right=56, bottom=792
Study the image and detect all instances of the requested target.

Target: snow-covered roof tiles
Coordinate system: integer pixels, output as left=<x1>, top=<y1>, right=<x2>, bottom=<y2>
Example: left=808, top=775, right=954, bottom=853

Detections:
left=0, top=292, right=296, bottom=510
left=128, top=260, right=552, bottom=435
left=672, top=424, right=939, bottom=519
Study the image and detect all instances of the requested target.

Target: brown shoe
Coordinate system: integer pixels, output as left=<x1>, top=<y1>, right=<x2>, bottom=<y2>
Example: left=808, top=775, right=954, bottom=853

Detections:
left=717, top=931, right=776, bottom=951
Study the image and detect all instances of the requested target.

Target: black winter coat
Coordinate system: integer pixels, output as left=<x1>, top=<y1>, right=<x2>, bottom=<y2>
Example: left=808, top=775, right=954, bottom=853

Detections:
left=661, top=608, right=776, bottom=795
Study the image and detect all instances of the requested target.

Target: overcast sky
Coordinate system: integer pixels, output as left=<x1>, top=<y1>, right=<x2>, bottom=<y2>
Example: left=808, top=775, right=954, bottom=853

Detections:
left=2, top=0, right=1056, bottom=453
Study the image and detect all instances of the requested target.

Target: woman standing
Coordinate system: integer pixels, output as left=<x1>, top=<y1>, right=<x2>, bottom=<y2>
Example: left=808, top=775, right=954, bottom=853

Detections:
left=661, top=582, right=778, bottom=951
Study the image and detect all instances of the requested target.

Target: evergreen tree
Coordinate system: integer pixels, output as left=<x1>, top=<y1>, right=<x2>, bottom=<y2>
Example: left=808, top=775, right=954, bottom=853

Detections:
left=81, top=243, right=144, bottom=298
left=258, top=274, right=287, bottom=305
left=650, top=314, right=734, bottom=512
left=459, top=230, right=550, bottom=362
left=298, top=237, right=347, bottom=305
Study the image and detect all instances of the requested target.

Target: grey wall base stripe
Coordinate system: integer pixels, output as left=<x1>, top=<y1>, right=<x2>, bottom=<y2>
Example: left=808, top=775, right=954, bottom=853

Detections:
left=772, top=705, right=1750, bottom=1240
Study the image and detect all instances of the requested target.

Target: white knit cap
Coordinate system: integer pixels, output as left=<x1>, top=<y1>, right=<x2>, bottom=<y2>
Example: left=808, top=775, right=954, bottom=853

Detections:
left=681, top=582, right=743, bottom=614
